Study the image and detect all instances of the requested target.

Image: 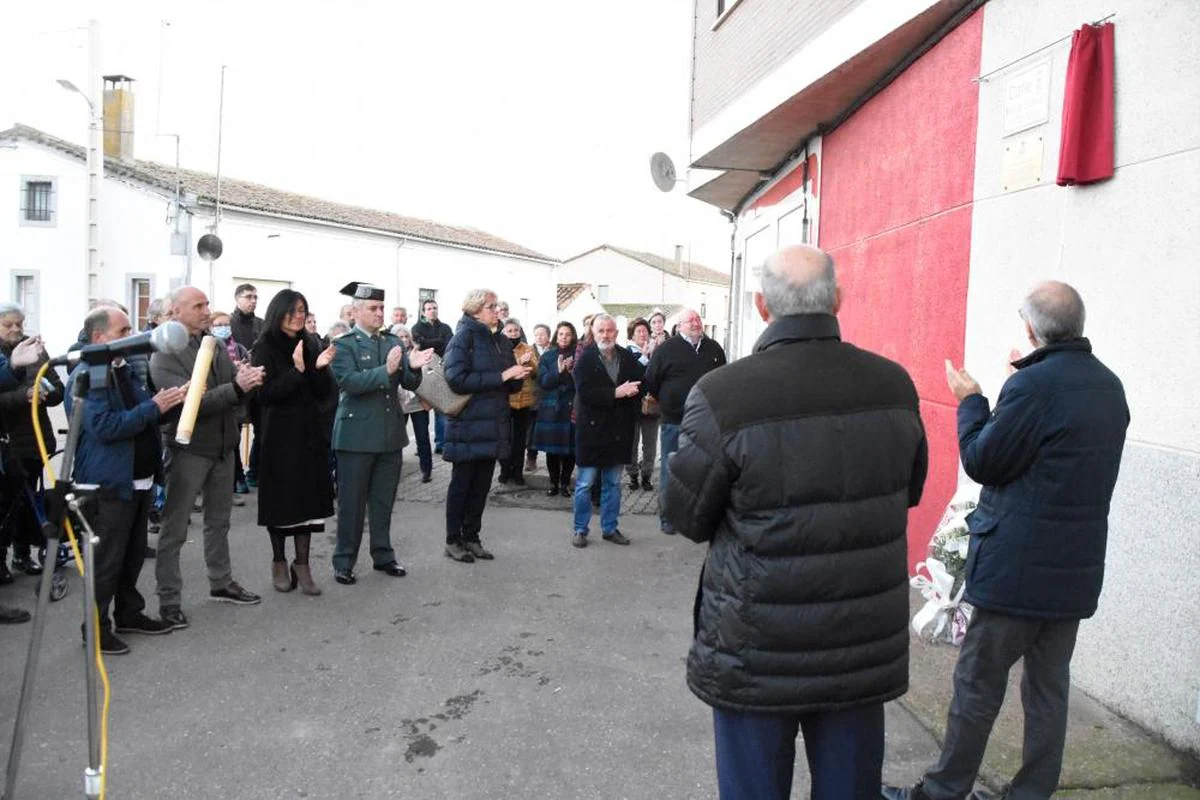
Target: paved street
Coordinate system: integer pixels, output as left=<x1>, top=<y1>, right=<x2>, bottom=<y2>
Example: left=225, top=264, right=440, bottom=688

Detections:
left=1, top=451, right=1196, bottom=798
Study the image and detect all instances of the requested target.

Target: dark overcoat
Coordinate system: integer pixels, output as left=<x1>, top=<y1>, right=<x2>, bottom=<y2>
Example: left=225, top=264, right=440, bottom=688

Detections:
left=442, top=315, right=521, bottom=463
left=573, top=345, right=644, bottom=467
left=251, top=328, right=336, bottom=527
left=532, top=347, right=575, bottom=455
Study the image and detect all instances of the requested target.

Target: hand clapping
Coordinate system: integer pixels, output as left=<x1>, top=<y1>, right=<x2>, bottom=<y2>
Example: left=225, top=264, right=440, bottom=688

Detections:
left=10, top=337, right=45, bottom=368
left=409, top=347, right=434, bottom=369
left=616, top=380, right=641, bottom=399
left=944, top=359, right=981, bottom=402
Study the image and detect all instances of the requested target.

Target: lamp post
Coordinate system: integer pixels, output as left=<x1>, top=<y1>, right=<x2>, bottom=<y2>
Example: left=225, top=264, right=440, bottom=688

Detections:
left=57, top=58, right=101, bottom=315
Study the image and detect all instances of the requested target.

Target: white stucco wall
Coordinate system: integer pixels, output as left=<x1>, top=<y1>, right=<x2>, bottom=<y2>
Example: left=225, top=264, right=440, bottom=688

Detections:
left=557, top=248, right=730, bottom=342
left=968, top=0, right=1200, bottom=752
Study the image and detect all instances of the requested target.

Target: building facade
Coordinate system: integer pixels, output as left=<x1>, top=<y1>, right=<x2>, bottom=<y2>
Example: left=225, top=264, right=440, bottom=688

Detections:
left=687, top=0, right=1200, bottom=753
left=1, top=124, right=557, bottom=354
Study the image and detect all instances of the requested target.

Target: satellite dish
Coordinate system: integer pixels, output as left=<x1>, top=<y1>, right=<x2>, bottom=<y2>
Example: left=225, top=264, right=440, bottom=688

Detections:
left=650, top=152, right=678, bottom=193
left=196, top=233, right=224, bottom=261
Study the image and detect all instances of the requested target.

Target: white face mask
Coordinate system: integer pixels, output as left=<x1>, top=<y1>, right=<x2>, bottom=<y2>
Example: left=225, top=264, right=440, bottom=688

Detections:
left=211, top=325, right=232, bottom=340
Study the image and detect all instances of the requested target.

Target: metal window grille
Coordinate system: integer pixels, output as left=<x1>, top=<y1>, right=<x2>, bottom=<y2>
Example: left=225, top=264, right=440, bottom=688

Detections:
left=24, top=181, right=53, bottom=222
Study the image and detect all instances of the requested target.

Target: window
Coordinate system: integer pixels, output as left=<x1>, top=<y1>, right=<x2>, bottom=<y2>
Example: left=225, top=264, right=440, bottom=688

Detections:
left=18, top=176, right=57, bottom=227
left=597, top=284, right=610, bottom=303
left=129, top=276, right=153, bottom=331
left=11, top=271, right=39, bottom=335
left=701, top=303, right=707, bottom=317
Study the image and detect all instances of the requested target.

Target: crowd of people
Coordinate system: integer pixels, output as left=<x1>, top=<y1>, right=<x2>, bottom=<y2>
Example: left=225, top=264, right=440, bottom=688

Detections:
left=0, top=243, right=1130, bottom=800
left=0, top=278, right=728, bottom=652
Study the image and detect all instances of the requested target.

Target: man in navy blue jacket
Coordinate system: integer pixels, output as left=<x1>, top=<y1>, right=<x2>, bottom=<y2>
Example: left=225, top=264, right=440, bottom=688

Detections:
left=886, top=282, right=1129, bottom=800
left=66, top=307, right=187, bottom=654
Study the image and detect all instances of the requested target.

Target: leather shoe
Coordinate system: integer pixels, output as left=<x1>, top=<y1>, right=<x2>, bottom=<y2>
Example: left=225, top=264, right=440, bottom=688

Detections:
left=333, top=569, right=356, bottom=585
left=373, top=562, right=407, bottom=577
left=421, top=472, right=432, bottom=483
left=881, top=783, right=933, bottom=800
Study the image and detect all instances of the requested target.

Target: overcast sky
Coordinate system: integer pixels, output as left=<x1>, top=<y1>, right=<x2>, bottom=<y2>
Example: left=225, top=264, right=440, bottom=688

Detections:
left=1, top=0, right=732, bottom=270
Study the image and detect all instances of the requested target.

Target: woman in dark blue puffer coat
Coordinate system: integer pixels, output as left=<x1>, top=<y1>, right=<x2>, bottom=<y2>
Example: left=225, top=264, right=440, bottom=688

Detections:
left=441, top=289, right=531, bottom=563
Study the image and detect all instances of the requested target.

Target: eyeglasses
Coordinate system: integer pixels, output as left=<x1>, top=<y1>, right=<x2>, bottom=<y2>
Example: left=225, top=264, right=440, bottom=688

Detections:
left=483, top=303, right=498, bottom=310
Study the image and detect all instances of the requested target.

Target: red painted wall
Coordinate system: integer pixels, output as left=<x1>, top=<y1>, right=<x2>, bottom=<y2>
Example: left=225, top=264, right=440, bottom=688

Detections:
left=818, top=11, right=983, bottom=568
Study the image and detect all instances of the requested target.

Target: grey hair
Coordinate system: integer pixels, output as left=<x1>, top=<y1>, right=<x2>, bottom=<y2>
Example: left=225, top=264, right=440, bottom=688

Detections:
left=462, top=288, right=496, bottom=316
left=590, top=313, right=616, bottom=331
left=1021, top=283, right=1085, bottom=345
left=390, top=324, right=412, bottom=339
left=83, top=307, right=113, bottom=342
left=327, top=321, right=351, bottom=337
left=0, top=302, right=25, bottom=320
left=147, top=297, right=170, bottom=321
left=760, top=252, right=837, bottom=316
left=502, top=317, right=522, bottom=329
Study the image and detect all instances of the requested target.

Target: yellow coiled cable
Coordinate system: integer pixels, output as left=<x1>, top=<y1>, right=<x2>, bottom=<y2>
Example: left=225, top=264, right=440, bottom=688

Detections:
left=31, top=361, right=110, bottom=800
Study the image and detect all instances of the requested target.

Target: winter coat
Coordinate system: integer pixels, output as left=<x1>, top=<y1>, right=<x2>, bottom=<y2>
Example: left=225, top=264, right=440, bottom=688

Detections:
left=665, top=314, right=928, bottom=714
left=0, top=341, right=63, bottom=459
left=150, top=336, right=246, bottom=461
left=411, top=319, right=455, bottom=357
left=508, top=341, right=538, bottom=410
left=442, top=315, right=521, bottom=463
left=251, top=328, right=336, bottom=527
left=960, top=338, right=1128, bottom=620
left=330, top=327, right=421, bottom=453
left=641, top=334, right=726, bottom=425
left=532, top=347, right=575, bottom=455
left=230, top=308, right=264, bottom=352
left=573, top=345, right=644, bottom=467
left=65, top=362, right=163, bottom=501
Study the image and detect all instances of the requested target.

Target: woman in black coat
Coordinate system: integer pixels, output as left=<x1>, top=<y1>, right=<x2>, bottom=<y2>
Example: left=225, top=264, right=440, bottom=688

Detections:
left=441, top=288, right=531, bottom=563
left=251, top=290, right=337, bottom=595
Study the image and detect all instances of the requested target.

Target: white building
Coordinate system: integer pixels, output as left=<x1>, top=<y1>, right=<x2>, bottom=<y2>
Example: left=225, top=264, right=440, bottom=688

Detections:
left=554, top=283, right=608, bottom=336
left=1, top=122, right=557, bottom=355
left=558, top=245, right=730, bottom=345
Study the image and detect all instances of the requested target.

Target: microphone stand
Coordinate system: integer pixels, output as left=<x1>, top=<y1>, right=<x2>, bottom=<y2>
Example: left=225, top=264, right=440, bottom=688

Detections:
left=5, top=363, right=109, bottom=800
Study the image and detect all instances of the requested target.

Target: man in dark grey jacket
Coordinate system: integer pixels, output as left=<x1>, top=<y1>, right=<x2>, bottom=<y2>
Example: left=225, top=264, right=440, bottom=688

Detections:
left=150, top=287, right=265, bottom=631
left=666, top=245, right=928, bottom=800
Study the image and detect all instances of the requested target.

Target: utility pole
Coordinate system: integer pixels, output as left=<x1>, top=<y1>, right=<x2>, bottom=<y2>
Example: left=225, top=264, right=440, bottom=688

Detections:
left=85, top=18, right=101, bottom=312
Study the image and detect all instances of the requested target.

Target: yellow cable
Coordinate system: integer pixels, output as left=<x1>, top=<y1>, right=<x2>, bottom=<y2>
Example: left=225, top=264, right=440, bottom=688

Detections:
left=32, top=362, right=110, bottom=800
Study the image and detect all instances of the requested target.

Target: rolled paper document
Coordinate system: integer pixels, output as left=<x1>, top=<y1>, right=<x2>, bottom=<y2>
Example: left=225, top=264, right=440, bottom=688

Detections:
left=175, top=336, right=216, bottom=445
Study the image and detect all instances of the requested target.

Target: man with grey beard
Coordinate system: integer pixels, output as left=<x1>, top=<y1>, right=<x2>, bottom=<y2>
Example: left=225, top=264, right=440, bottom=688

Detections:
left=569, top=314, right=644, bottom=548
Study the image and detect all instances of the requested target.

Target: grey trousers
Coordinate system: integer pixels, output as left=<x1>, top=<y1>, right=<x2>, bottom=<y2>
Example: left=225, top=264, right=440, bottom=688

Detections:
left=923, top=608, right=1080, bottom=800
left=156, top=448, right=236, bottom=607
left=626, top=414, right=659, bottom=479
left=332, top=450, right=402, bottom=571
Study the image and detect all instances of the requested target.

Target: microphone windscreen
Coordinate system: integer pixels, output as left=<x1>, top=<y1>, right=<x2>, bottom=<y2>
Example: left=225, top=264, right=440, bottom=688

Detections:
left=152, top=321, right=189, bottom=355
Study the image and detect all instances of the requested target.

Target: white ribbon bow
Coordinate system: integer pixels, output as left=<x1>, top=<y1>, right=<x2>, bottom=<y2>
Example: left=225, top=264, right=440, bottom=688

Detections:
left=910, top=557, right=965, bottom=641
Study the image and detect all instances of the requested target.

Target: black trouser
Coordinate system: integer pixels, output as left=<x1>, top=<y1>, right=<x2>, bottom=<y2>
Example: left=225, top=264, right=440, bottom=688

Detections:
left=545, top=454, right=575, bottom=487
left=92, top=488, right=152, bottom=626
left=922, top=608, right=1080, bottom=799
left=0, top=458, right=45, bottom=555
left=445, top=459, right=495, bottom=545
left=503, top=409, right=533, bottom=479
left=525, top=409, right=538, bottom=461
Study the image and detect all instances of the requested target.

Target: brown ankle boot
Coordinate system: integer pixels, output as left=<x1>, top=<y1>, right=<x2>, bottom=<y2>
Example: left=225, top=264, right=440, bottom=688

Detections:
left=291, top=562, right=322, bottom=596
left=272, top=561, right=295, bottom=592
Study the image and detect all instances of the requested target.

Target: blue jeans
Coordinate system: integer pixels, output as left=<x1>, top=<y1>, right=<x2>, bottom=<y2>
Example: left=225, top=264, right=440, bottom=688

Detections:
left=658, top=423, right=681, bottom=532
left=409, top=410, right=432, bottom=476
left=712, top=704, right=885, bottom=800
left=572, top=465, right=622, bottom=535
left=433, top=411, right=446, bottom=450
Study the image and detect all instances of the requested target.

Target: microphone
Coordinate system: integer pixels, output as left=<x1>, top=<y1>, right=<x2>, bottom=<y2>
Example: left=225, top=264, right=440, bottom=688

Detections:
left=49, top=320, right=189, bottom=368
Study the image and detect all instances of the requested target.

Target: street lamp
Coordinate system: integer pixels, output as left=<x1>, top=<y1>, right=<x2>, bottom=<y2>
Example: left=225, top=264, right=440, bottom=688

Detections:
left=57, top=73, right=102, bottom=315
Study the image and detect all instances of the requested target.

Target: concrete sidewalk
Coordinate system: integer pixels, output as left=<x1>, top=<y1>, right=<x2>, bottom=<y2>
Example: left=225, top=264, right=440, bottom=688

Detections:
left=1, top=466, right=1196, bottom=798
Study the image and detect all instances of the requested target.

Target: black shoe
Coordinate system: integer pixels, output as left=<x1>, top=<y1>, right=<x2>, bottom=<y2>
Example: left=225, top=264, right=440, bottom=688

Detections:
left=160, top=605, right=190, bottom=630
left=463, top=541, right=494, bottom=560
left=641, top=477, right=653, bottom=491
left=333, top=569, right=357, bottom=585
left=560, top=485, right=572, bottom=498
left=98, top=629, right=131, bottom=655
left=602, top=530, right=631, bottom=546
left=496, top=472, right=510, bottom=485
left=444, top=543, right=476, bottom=563
left=114, top=612, right=174, bottom=636
left=209, top=581, right=262, bottom=605
left=881, top=783, right=934, bottom=800
left=234, top=479, right=250, bottom=494
left=373, top=562, right=407, bottom=577
left=13, top=551, right=42, bottom=576
left=434, top=446, right=444, bottom=455
left=511, top=474, right=525, bottom=486
left=629, top=474, right=640, bottom=491
left=421, top=472, right=432, bottom=483
left=144, top=546, right=157, bottom=560
left=0, top=561, right=13, bottom=585
left=0, top=604, right=31, bottom=624
left=546, top=484, right=560, bottom=497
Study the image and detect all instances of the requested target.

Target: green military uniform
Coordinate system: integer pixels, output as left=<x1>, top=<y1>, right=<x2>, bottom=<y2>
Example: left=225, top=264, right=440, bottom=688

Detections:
left=330, top=323, right=422, bottom=575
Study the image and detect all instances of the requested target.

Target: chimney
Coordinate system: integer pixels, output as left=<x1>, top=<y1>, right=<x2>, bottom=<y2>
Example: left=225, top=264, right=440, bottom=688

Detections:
left=102, top=75, right=135, bottom=161
left=674, top=244, right=684, bottom=276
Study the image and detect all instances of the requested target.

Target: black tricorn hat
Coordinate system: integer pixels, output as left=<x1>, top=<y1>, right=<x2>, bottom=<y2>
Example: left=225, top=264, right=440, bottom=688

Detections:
left=339, top=282, right=384, bottom=301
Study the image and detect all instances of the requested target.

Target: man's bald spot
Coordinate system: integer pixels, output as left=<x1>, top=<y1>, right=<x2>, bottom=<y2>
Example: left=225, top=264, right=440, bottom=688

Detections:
left=1022, top=280, right=1085, bottom=343
left=765, top=245, right=833, bottom=287
left=171, top=286, right=207, bottom=308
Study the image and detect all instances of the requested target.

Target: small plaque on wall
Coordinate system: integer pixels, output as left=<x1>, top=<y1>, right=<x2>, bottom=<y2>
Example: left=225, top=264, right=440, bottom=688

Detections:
left=1003, top=61, right=1051, bottom=136
left=1001, top=133, right=1044, bottom=192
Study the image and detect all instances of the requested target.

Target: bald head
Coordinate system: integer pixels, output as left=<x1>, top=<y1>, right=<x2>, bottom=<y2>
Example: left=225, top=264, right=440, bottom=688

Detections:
left=759, top=245, right=838, bottom=319
left=170, top=286, right=212, bottom=336
left=1021, top=281, right=1085, bottom=345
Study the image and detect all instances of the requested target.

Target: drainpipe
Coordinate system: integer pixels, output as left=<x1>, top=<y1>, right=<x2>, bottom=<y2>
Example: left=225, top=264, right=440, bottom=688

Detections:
left=722, top=211, right=737, bottom=357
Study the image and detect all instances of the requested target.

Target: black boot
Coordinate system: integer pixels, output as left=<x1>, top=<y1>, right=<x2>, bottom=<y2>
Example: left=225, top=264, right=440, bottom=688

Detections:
left=546, top=482, right=559, bottom=497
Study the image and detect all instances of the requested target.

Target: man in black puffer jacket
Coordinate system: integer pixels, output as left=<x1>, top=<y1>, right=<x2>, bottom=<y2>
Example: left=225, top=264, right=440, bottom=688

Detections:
left=886, top=282, right=1128, bottom=800
left=666, top=245, right=928, bottom=800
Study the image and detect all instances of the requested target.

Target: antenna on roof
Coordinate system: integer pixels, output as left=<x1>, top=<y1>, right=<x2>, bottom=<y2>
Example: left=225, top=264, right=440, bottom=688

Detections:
left=649, top=152, right=681, bottom=193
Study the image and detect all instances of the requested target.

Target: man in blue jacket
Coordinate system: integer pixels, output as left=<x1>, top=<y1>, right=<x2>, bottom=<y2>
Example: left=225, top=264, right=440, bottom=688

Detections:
left=886, top=282, right=1129, bottom=800
left=66, top=307, right=188, bottom=654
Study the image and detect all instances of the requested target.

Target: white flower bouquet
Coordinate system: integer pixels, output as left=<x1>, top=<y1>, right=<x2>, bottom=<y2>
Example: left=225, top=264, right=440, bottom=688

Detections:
left=911, top=487, right=978, bottom=646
